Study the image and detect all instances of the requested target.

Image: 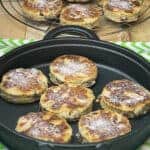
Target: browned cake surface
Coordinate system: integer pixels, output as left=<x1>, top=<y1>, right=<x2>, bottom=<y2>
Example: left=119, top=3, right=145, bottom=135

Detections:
left=0, top=68, right=47, bottom=94
left=15, top=112, right=72, bottom=143
left=40, top=84, right=95, bottom=120
left=103, top=0, right=143, bottom=23
left=22, top=0, right=63, bottom=21
left=102, top=79, right=150, bottom=107
left=67, top=0, right=91, bottom=3
left=61, top=4, right=100, bottom=22
left=50, top=55, right=97, bottom=85
left=79, top=110, right=131, bottom=142
left=107, top=0, right=141, bottom=12
left=42, top=84, right=93, bottom=109
left=23, top=0, right=62, bottom=12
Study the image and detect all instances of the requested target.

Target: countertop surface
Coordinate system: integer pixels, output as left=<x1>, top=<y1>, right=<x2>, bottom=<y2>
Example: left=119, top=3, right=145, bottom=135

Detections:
left=0, top=0, right=150, bottom=41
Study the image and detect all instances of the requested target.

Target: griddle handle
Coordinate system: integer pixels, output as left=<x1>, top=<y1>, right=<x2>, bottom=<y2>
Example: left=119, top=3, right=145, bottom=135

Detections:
left=37, top=142, right=111, bottom=150
left=43, top=25, right=99, bottom=40
left=95, top=143, right=112, bottom=150
left=38, top=142, right=55, bottom=150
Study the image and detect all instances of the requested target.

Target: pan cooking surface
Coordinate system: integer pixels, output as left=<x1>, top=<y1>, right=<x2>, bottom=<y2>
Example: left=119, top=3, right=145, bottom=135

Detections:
left=0, top=62, right=149, bottom=144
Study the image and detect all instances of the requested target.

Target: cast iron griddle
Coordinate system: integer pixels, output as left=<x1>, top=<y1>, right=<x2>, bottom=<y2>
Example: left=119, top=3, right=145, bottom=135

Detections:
left=0, top=26, right=149, bottom=150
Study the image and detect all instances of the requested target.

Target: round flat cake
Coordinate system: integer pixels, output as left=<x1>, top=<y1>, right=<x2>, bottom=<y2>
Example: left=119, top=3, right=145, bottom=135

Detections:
left=15, top=112, right=72, bottom=143
left=60, top=4, right=100, bottom=29
left=22, top=0, right=63, bottom=21
left=40, top=84, right=95, bottom=120
left=79, top=110, right=131, bottom=143
left=50, top=55, right=98, bottom=87
left=0, top=68, right=48, bottom=103
left=103, top=0, right=143, bottom=22
left=98, top=79, right=150, bottom=118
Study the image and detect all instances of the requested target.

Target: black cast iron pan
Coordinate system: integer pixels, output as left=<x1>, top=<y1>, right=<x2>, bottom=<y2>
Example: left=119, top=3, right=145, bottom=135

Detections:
left=0, top=26, right=150, bottom=150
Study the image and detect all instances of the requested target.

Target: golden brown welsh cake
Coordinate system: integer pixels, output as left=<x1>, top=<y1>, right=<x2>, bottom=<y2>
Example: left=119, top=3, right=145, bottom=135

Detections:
left=40, top=84, right=95, bottom=120
left=103, top=0, right=143, bottom=22
left=98, top=79, right=150, bottom=118
left=79, top=110, right=131, bottom=143
left=0, top=68, right=48, bottom=103
left=15, top=112, right=72, bottom=143
left=66, top=0, right=91, bottom=3
left=22, top=0, right=63, bottom=21
left=60, top=4, right=100, bottom=29
left=49, top=55, right=98, bottom=87
left=97, top=0, right=105, bottom=7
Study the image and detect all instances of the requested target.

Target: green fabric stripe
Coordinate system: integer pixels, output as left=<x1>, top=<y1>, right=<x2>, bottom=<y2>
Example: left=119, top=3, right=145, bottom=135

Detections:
left=0, top=39, right=10, bottom=47
left=141, top=43, right=150, bottom=53
left=18, top=39, right=25, bottom=45
left=115, top=42, right=150, bottom=62
left=0, top=40, right=149, bottom=62
left=8, top=39, right=18, bottom=47
left=0, top=144, right=4, bottom=150
left=1, top=47, right=12, bottom=53
left=131, top=42, right=143, bottom=53
left=120, top=42, right=127, bottom=48
left=136, top=42, right=150, bottom=52
left=122, top=42, right=139, bottom=52
left=3, top=39, right=14, bottom=47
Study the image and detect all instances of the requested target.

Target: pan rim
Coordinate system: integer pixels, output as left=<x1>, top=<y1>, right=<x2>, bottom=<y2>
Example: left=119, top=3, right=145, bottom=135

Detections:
left=1, top=38, right=149, bottom=68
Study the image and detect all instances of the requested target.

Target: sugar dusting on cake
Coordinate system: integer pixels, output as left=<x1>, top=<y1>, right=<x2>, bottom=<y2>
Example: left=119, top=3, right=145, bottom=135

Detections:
left=3, top=68, right=41, bottom=90
left=58, top=61, right=88, bottom=75
left=104, top=80, right=150, bottom=106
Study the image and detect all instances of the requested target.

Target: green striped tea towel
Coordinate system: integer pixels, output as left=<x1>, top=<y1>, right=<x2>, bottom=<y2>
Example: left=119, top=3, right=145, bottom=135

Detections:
left=0, top=39, right=150, bottom=62
left=115, top=42, right=150, bottom=61
left=0, top=38, right=34, bottom=57
left=0, top=39, right=149, bottom=150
